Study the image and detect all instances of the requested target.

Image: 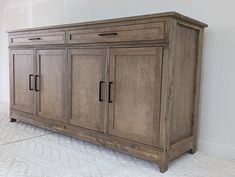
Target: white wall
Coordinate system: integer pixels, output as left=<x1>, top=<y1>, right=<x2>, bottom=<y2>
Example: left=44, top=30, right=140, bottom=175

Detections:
left=0, top=0, right=235, bottom=160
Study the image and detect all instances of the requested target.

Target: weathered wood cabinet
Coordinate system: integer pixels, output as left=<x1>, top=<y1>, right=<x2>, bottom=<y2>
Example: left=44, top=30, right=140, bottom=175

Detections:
left=8, top=12, right=207, bottom=172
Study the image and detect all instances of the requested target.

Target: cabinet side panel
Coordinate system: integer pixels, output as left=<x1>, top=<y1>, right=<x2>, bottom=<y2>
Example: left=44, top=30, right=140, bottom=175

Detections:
left=170, top=24, right=199, bottom=144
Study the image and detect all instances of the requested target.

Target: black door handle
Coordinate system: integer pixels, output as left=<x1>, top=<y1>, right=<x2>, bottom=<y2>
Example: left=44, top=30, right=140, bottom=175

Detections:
left=35, top=75, right=40, bottom=91
left=98, top=32, right=118, bottom=36
left=28, top=37, right=41, bottom=41
left=99, top=81, right=104, bottom=102
left=108, top=82, right=113, bottom=103
left=29, top=74, right=34, bottom=90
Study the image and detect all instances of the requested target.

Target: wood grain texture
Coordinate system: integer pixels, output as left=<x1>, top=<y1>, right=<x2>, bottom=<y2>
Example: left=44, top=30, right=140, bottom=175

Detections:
left=170, top=23, right=199, bottom=144
left=108, top=47, right=162, bottom=147
left=9, top=31, right=65, bottom=46
left=158, top=19, right=176, bottom=172
left=169, top=136, right=194, bottom=160
left=10, top=109, right=162, bottom=162
left=68, top=22, right=165, bottom=44
left=68, top=48, right=106, bottom=132
left=36, top=50, right=66, bottom=123
left=10, top=50, right=35, bottom=114
left=192, top=28, right=205, bottom=153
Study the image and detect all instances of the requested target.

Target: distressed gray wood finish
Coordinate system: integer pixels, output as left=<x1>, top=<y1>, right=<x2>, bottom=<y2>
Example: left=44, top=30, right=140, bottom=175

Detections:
left=68, top=48, right=106, bottom=132
left=10, top=50, right=35, bottom=114
left=36, top=50, right=66, bottom=123
left=108, top=47, right=162, bottom=147
left=8, top=12, right=207, bottom=173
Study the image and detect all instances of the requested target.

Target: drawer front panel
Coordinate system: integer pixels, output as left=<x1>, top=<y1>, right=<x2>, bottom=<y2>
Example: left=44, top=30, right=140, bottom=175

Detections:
left=68, top=22, right=165, bottom=44
left=10, top=31, right=66, bottom=46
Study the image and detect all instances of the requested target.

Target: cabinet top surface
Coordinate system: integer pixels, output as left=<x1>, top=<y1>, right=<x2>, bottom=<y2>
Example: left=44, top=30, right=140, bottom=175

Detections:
left=7, top=11, right=207, bottom=33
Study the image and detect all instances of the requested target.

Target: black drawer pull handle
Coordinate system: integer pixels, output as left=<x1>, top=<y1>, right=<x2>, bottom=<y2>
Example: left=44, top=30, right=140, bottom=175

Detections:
left=108, top=82, right=113, bottom=103
left=28, top=37, right=41, bottom=41
left=35, top=75, right=40, bottom=91
left=99, top=81, right=104, bottom=102
left=29, top=74, right=34, bottom=91
left=98, top=33, right=118, bottom=36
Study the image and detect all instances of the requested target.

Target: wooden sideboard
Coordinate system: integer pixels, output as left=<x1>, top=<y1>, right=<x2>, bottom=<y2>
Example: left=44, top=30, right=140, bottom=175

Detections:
left=8, top=12, right=207, bottom=173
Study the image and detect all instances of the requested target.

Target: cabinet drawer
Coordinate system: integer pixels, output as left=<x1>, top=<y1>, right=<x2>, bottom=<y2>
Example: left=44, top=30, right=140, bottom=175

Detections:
left=68, top=22, right=165, bottom=44
left=9, top=31, right=66, bottom=46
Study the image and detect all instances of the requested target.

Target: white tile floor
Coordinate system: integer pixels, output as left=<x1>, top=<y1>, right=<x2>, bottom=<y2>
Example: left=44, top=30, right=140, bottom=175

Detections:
left=0, top=102, right=235, bottom=177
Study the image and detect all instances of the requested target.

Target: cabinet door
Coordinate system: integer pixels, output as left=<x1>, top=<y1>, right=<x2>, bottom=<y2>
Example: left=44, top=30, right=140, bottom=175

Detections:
left=36, top=50, right=66, bottom=122
left=10, top=50, right=35, bottom=114
left=68, top=49, right=106, bottom=132
left=108, top=47, right=163, bottom=147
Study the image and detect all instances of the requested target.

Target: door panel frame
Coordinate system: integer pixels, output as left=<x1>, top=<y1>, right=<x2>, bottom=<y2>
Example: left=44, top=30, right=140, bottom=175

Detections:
left=67, top=47, right=108, bottom=133
left=10, top=49, right=36, bottom=114
left=107, top=46, right=163, bottom=147
left=35, top=49, right=67, bottom=123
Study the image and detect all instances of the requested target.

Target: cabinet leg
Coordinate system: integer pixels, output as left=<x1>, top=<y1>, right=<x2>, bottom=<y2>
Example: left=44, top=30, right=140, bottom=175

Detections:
left=188, top=146, right=197, bottom=154
left=10, top=118, right=17, bottom=122
left=159, top=160, right=169, bottom=173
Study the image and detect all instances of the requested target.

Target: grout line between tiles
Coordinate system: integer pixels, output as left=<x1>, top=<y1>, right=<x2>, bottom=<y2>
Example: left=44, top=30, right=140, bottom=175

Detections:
left=0, top=133, right=53, bottom=146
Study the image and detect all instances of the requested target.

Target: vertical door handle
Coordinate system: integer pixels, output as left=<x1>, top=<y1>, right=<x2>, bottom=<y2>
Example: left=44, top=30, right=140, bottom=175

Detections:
left=35, top=75, right=40, bottom=91
left=99, top=81, right=104, bottom=102
left=29, top=74, right=34, bottom=90
left=108, top=82, right=113, bottom=103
